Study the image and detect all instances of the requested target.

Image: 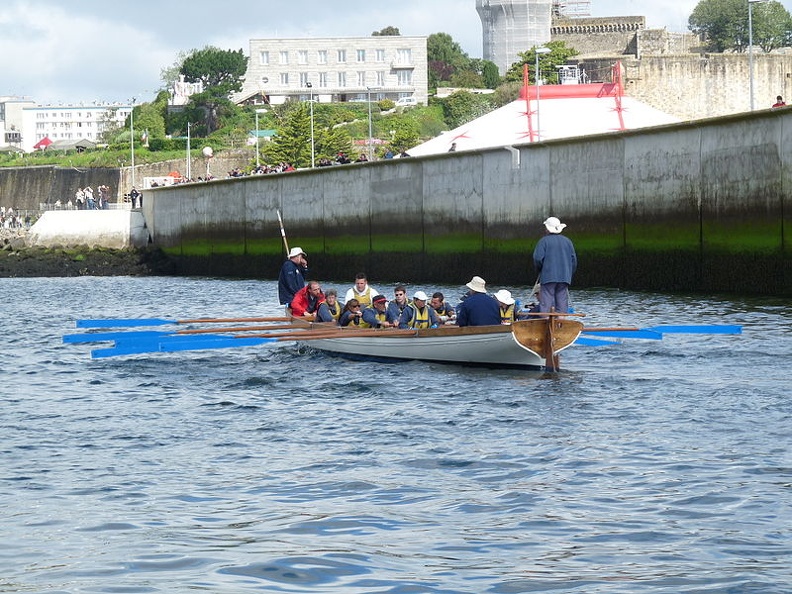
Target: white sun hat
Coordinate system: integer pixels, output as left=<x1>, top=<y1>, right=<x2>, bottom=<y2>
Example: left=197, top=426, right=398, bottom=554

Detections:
left=288, top=246, right=307, bottom=258
left=465, top=276, right=487, bottom=293
left=543, top=217, right=567, bottom=234
left=493, top=289, right=515, bottom=306
left=413, top=290, right=429, bottom=301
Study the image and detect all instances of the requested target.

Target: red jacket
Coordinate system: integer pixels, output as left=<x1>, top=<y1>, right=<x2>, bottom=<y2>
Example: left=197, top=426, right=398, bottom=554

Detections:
left=290, top=285, right=325, bottom=316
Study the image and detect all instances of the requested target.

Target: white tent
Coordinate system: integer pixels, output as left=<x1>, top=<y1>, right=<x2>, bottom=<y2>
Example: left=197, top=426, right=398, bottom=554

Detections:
left=408, top=64, right=680, bottom=157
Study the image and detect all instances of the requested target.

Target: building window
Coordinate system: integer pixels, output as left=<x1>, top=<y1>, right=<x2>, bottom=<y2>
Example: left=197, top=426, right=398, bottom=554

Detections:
left=397, top=48, right=412, bottom=65
left=357, top=71, right=366, bottom=86
left=356, top=49, right=366, bottom=62
left=376, top=49, right=385, bottom=63
left=260, top=51, right=269, bottom=65
left=377, top=71, right=385, bottom=87
left=300, top=72, right=310, bottom=87
left=298, top=50, right=308, bottom=65
left=318, top=50, right=327, bottom=65
left=279, top=51, right=289, bottom=65
left=318, top=72, right=328, bottom=88
left=280, top=72, right=289, bottom=86
left=397, top=70, right=413, bottom=86
left=338, top=72, right=346, bottom=87
left=337, top=49, right=346, bottom=63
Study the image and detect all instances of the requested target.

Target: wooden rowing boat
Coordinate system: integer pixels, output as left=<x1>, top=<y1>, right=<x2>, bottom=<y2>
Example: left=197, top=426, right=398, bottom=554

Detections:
left=301, top=317, right=584, bottom=370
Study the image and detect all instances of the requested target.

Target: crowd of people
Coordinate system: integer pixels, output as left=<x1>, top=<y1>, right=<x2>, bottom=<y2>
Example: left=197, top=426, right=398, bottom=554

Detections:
left=277, top=216, right=577, bottom=329
left=0, top=207, right=31, bottom=230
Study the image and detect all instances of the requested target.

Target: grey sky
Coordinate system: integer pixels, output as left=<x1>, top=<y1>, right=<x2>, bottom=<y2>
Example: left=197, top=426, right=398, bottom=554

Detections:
left=1, top=0, right=788, bottom=104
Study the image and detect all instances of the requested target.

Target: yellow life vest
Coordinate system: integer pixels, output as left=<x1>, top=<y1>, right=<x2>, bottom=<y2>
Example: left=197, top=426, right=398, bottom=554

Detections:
left=353, top=286, right=374, bottom=307
left=406, top=304, right=431, bottom=329
left=499, top=304, right=515, bottom=324
left=326, top=301, right=341, bottom=321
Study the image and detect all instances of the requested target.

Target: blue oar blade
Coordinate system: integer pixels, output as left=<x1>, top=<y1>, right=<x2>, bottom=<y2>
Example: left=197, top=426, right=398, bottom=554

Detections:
left=574, top=336, right=620, bottom=347
left=77, top=318, right=175, bottom=329
left=64, top=330, right=169, bottom=343
left=581, top=329, right=663, bottom=340
left=646, top=325, right=742, bottom=335
left=90, top=334, right=274, bottom=359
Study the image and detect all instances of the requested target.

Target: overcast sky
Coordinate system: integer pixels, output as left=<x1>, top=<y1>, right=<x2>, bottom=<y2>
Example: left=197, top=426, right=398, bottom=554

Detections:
left=1, top=0, right=789, bottom=105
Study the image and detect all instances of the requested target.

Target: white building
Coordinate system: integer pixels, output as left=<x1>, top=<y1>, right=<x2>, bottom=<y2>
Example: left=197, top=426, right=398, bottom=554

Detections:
left=235, top=36, right=429, bottom=106
left=0, top=97, right=36, bottom=152
left=476, top=0, right=553, bottom=75
left=18, top=103, right=132, bottom=153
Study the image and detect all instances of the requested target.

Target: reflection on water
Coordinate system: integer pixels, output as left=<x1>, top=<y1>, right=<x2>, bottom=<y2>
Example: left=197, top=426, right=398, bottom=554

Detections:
left=1, top=277, right=790, bottom=593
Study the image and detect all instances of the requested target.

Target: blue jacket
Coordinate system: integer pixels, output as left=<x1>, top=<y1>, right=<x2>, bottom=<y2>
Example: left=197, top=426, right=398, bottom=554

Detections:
left=533, top=234, right=577, bottom=284
left=456, top=292, right=501, bottom=327
left=278, top=260, right=307, bottom=305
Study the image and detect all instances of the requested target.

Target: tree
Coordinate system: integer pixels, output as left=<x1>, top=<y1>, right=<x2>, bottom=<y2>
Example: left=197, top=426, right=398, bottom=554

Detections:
left=503, top=41, right=579, bottom=84
left=180, top=46, right=248, bottom=96
left=441, top=91, right=493, bottom=129
left=372, top=26, right=400, bottom=36
left=427, top=33, right=471, bottom=89
left=688, top=0, right=792, bottom=53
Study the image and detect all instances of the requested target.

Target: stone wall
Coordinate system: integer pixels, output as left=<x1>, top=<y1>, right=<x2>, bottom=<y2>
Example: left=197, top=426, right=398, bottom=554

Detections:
left=143, top=108, right=792, bottom=296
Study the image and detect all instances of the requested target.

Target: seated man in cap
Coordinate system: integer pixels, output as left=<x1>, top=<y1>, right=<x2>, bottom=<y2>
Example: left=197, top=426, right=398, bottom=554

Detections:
left=494, top=289, right=517, bottom=325
left=456, top=276, right=501, bottom=327
left=278, top=246, right=308, bottom=307
left=398, top=290, right=441, bottom=329
left=361, top=294, right=399, bottom=328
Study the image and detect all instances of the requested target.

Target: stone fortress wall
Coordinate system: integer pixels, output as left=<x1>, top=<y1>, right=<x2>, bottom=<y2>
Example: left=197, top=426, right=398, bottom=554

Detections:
left=551, top=16, right=792, bottom=120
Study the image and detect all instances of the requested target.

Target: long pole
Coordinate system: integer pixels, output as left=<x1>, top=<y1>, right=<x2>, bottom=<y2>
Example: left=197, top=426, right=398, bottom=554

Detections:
left=306, top=82, right=315, bottom=168
left=276, top=209, right=290, bottom=255
left=535, top=52, right=541, bottom=141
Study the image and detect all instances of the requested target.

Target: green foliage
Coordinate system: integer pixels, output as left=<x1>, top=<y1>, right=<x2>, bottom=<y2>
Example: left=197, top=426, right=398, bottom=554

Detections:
left=372, top=26, right=400, bottom=36
left=490, top=81, right=523, bottom=108
left=503, top=41, right=580, bottom=84
left=481, top=61, right=502, bottom=89
left=440, top=91, right=493, bottom=129
left=689, top=0, right=792, bottom=52
left=134, top=102, right=166, bottom=140
left=180, top=46, right=248, bottom=95
left=427, top=32, right=472, bottom=89
left=378, top=99, right=396, bottom=111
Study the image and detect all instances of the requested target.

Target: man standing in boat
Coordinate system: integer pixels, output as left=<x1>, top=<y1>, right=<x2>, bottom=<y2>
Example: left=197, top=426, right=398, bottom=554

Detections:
left=533, top=217, right=577, bottom=313
left=278, top=247, right=308, bottom=307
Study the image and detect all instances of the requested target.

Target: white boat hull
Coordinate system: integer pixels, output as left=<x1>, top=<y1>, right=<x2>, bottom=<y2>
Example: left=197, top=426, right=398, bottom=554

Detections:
left=303, top=322, right=581, bottom=369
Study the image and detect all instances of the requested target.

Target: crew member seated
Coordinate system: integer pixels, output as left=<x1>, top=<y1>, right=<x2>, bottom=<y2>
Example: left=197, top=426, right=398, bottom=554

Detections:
left=361, top=294, right=398, bottom=328
left=456, top=276, right=501, bottom=327
left=430, top=291, right=456, bottom=324
left=315, top=288, right=342, bottom=322
left=289, top=280, right=325, bottom=318
left=494, top=289, right=517, bottom=325
left=399, top=291, right=440, bottom=329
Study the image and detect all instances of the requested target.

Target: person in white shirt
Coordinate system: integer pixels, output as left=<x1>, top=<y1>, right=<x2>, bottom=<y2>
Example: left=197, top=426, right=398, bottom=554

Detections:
left=343, top=272, right=380, bottom=307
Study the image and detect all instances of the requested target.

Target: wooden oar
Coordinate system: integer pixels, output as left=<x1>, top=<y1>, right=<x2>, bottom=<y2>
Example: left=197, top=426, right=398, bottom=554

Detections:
left=90, top=328, right=417, bottom=359
left=76, top=316, right=295, bottom=329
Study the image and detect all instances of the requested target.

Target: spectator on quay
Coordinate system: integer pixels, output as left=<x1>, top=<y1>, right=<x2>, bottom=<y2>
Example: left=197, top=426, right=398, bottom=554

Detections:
left=456, top=276, right=501, bottom=327
left=129, top=187, right=142, bottom=209
left=772, top=95, right=786, bottom=108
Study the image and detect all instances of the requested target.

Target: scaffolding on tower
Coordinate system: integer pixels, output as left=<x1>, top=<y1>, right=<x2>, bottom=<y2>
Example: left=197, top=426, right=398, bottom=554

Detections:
left=552, top=0, right=591, bottom=17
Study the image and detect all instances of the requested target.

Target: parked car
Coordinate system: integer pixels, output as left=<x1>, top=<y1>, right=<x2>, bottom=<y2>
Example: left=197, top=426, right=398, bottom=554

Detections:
left=395, top=97, right=418, bottom=107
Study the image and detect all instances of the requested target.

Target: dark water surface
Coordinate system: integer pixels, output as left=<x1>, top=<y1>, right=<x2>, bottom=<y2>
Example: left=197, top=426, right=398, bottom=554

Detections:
left=1, top=277, right=790, bottom=593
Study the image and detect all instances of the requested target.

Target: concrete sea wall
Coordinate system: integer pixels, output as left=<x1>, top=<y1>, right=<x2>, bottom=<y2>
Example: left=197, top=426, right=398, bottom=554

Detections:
left=145, top=107, right=791, bottom=296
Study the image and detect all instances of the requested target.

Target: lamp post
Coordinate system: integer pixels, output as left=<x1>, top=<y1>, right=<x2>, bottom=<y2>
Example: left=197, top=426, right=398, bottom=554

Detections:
left=255, top=108, right=268, bottom=169
left=130, top=97, right=136, bottom=201
left=748, top=0, right=769, bottom=111
left=366, top=86, right=381, bottom=161
left=305, top=82, right=315, bottom=168
left=186, top=121, right=191, bottom=181
left=534, top=47, right=552, bottom=141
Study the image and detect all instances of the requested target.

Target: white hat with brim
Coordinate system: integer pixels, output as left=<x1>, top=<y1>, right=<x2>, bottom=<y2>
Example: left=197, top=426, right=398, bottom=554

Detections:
left=413, top=291, right=428, bottom=301
left=543, top=217, right=567, bottom=234
left=465, top=276, right=487, bottom=293
left=493, top=289, right=515, bottom=306
left=288, top=246, right=307, bottom=258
